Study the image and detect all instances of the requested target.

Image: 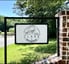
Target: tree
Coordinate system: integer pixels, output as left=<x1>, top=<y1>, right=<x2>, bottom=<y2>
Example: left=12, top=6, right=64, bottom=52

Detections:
left=7, top=19, right=26, bottom=31
left=14, top=0, right=66, bottom=38
left=0, top=16, right=4, bottom=32
left=14, top=0, right=66, bottom=17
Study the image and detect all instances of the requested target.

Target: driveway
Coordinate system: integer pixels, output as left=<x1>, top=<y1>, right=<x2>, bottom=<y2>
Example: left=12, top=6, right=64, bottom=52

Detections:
left=0, top=35, right=14, bottom=47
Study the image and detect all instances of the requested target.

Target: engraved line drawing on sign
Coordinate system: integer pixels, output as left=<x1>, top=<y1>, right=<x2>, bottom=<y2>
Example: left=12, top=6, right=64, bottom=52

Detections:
left=24, top=25, right=40, bottom=43
left=15, top=24, right=48, bottom=44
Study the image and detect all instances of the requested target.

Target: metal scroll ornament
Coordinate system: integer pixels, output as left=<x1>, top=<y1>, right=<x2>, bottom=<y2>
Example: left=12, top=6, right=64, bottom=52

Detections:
left=24, top=25, right=40, bottom=43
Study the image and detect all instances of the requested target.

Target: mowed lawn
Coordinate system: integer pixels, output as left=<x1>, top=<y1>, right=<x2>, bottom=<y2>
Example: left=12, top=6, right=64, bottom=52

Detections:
left=0, top=47, right=4, bottom=63
left=0, top=39, right=57, bottom=64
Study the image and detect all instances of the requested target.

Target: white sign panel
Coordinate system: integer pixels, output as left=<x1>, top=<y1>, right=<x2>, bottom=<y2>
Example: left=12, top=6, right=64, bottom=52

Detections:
left=15, top=24, right=48, bottom=44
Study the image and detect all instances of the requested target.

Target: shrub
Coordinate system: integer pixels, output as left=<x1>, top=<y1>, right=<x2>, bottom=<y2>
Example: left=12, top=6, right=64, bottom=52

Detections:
left=9, top=28, right=14, bottom=32
left=7, top=32, right=14, bottom=35
left=34, top=42, right=56, bottom=54
left=0, top=32, right=14, bottom=35
left=19, top=53, right=38, bottom=64
left=0, top=31, right=2, bottom=34
left=9, top=53, right=41, bottom=64
left=1, top=32, right=4, bottom=35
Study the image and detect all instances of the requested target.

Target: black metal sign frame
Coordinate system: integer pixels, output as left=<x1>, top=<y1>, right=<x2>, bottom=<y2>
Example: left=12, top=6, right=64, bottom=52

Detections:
left=4, top=17, right=59, bottom=64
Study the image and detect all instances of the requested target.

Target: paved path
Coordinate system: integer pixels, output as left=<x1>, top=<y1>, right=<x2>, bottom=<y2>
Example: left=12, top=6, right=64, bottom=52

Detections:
left=0, top=35, right=14, bottom=48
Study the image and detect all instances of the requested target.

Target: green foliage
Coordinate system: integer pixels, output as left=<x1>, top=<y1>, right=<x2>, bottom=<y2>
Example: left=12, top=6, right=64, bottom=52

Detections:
left=0, top=40, right=56, bottom=64
left=14, top=0, right=66, bottom=38
left=0, top=32, right=4, bottom=35
left=0, top=32, right=14, bottom=35
left=9, top=28, right=14, bottom=32
left=0, top=16, right=4, bottom=31
left=7, top=19, right=26, bottom=27
left=7, top=32, right=14, bottom=35
left=7, top=19, right=27, bottom=31
left=14, top=0, right=66, bottom=17
left=17, top=53, right=40, bottom=64
left=34, top=42, right=56, bottom=54
left=0, top=16, right=27, bottom=32
left=0, top=31, right=1, bottom=34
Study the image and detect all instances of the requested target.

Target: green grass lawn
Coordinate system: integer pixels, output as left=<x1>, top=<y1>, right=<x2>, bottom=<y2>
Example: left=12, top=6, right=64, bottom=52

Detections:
left=0, top=39, right=57, bottom=64
left=0, top=47, right=4, bottom=63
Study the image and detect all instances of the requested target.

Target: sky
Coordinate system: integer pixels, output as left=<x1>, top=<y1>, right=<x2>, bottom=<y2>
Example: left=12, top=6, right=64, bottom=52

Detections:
left=0, top=0, right=21, bottom=17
